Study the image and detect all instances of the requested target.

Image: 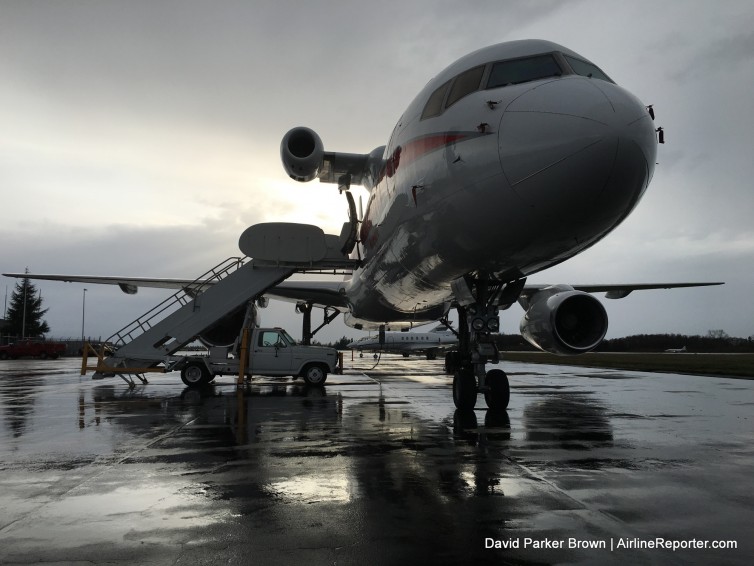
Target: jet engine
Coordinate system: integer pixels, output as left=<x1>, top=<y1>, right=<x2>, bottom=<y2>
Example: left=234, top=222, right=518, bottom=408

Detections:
left=280, top=127, right=324, bottom=182
left=519, top=285, right=608, bottom=355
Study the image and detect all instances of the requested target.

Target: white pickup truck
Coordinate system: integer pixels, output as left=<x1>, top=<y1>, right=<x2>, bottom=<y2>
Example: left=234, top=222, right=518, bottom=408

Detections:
left=171, top=327, right=339, bottom=387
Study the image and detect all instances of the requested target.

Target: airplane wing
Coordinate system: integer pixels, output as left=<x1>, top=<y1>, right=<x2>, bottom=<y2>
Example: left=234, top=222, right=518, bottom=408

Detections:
left=2, top=272, right=349, bottom=309
left=402, top=342, right=457, bottom=352
left=4, top=273, right=722, bottom=310
left=523, top=282, right=724, bottom=300
left=0, top=273, right=199, bottom=295
left=350, top=342, right=456, bottom=354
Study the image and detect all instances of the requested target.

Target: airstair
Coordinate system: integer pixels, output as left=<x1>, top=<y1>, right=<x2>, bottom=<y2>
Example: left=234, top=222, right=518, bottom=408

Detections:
left=108, top=256, right=248, bottom=349
left=90, top=222, right=360, bottom=382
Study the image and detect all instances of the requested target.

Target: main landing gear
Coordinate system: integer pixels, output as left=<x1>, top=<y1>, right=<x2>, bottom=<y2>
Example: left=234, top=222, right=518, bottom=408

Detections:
left=296, top=302, right=340, bottom=346
left=448, top=275, right=525, bottom=411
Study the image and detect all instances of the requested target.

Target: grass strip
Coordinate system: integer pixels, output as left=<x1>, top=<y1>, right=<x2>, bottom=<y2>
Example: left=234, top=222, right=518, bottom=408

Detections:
left=502, top=352, right=754, bottom=379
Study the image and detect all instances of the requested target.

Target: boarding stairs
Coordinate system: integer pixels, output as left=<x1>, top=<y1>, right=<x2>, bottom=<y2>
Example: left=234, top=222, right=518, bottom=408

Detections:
left=108, top=256, right=249, bottom=349
left=91, top=222, right=360, bottom=382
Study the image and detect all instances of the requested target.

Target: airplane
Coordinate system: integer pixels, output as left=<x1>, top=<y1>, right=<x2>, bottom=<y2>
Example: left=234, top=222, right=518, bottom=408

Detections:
left=348, top=324, right=458, bottom=359
left=5, top=39, right=723, bottom=411
left=664, top=346, right=687, bottom=353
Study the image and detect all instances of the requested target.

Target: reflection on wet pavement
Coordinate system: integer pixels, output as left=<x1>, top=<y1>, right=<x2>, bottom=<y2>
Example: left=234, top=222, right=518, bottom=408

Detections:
left=0, top=357, right=751, bottom=564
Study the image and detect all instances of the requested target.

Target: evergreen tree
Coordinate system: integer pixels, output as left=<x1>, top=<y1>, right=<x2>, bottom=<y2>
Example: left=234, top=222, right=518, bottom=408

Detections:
left=5, top=272, right=50, bottom=338
left=332, top=336, right=354, bottom=350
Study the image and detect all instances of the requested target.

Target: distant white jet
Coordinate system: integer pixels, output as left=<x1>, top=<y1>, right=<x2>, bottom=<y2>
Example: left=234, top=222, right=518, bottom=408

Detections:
left=348, top=325, right=458, bottom=360
left=664, top=346, right=687, bottom=353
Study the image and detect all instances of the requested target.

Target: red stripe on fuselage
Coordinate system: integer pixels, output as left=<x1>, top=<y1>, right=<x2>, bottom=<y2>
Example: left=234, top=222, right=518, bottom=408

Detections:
left=364, top=131, right=483, bottom=247
left=381, top=132, right=475, bottom=181
left=400, top=133, right=468, bottom=166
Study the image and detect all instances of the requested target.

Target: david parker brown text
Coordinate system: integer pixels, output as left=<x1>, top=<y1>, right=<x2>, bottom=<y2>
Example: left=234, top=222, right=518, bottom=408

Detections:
left=485, top=537, right=738, bottom=551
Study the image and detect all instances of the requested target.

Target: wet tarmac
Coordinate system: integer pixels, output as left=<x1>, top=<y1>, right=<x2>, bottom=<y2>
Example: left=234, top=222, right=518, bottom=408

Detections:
left=0, top=356, right=751, bottom=565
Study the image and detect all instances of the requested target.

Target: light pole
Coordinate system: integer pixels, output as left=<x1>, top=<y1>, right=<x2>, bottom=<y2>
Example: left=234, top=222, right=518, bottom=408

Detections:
left=22, top=281, right=27, bottom=340
left=81, top=288, right=87, bottom=344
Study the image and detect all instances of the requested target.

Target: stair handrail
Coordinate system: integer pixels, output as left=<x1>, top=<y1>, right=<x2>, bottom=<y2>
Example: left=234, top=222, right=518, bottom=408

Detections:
left=107, top=256, right=248, bottom=346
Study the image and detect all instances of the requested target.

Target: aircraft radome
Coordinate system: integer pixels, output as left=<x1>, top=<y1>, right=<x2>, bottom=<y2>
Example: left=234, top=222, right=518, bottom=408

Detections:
left=5, top=40, right=723, bottom=411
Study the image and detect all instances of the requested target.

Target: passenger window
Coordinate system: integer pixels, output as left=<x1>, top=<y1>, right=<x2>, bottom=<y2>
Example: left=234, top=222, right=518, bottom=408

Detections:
left=487, top=54, right=562, bottom=89
left=563, top=55, right=613, bottom=83
left=421, top=80, right=451, bottom=120
left=446, top=65, right=485, bottom=108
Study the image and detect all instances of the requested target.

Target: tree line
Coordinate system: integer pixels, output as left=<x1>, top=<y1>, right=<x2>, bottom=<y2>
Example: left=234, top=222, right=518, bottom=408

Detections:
left=316, top=333, right=754, bottom=353
left=493, top=331, right=754, bottom=353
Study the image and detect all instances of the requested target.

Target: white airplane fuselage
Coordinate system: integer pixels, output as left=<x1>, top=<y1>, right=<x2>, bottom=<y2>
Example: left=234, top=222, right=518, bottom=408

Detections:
left=5, top=39, right=720, bottom=408
left=304, top=40, right=657, bottom=329
left=348, top=328, right=458, bottom=355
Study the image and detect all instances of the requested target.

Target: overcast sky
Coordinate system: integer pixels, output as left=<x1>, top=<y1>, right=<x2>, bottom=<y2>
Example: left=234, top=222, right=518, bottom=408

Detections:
left=1, top=0, right=753, bottom=343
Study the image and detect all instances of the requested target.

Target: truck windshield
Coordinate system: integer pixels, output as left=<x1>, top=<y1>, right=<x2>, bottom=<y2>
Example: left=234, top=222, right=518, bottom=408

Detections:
left=281, top=330, right=296, bottom=345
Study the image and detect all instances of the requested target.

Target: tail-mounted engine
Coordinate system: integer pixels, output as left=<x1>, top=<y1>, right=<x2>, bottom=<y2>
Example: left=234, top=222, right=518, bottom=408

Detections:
left=520, top=285, right=608, bottom=355
left=281, top=127, right=325, bottom=182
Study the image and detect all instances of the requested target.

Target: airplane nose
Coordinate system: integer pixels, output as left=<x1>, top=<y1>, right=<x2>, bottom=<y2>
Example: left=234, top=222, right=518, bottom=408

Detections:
left=498, top=78, right=656, bottom=226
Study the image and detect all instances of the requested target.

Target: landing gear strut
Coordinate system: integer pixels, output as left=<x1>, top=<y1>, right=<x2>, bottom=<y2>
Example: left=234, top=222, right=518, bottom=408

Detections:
left=297, top=302, right=340, bottom=345
left=450, top=275, right=523, bottom=411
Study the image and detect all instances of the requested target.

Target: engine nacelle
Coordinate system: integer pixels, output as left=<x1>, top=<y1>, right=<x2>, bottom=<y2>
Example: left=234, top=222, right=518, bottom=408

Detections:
left=280, top=127, right=325, bottom=182
left=520, top=285, right=608, bottom=355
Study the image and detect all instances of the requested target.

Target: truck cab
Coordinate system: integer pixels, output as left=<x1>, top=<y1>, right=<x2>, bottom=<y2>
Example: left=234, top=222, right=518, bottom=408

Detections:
left=172, top=327, right=339, bottom=387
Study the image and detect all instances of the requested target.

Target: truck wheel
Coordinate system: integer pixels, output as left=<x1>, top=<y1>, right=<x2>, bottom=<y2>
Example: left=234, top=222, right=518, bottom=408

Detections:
left=39, top=352, right=48, bottom=359
left=0, top=352, right=8, bottom=360
left=181, top=362, right=211, bottom=387
left=301, top=364, right=327, bottom=386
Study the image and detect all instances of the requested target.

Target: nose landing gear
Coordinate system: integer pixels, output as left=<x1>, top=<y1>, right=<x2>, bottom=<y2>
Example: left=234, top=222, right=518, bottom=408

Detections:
left=450, top=275, right=523, bottom=411
left=452, top=310, right=509, bottom=411
left=452, top=367, right=510, bottom=411
left=483, top=368, right=510, bottom=411
left=452, top=367, right=478, bottom=409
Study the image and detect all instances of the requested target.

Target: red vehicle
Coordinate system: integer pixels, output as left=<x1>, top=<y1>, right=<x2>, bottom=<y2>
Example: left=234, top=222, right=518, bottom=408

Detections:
left=0, top=340, right=66, bottom=360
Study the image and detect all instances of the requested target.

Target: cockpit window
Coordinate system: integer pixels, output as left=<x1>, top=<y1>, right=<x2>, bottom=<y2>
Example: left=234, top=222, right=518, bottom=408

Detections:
left=421, top=79, right=451, bottom=120
left=486, top=54, right=562, bottom=89
left=563, top=55, right=613, bottom=83
left=446, top=65, right=485, bottom=108
left=421, top=51, right=608, bottom=120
